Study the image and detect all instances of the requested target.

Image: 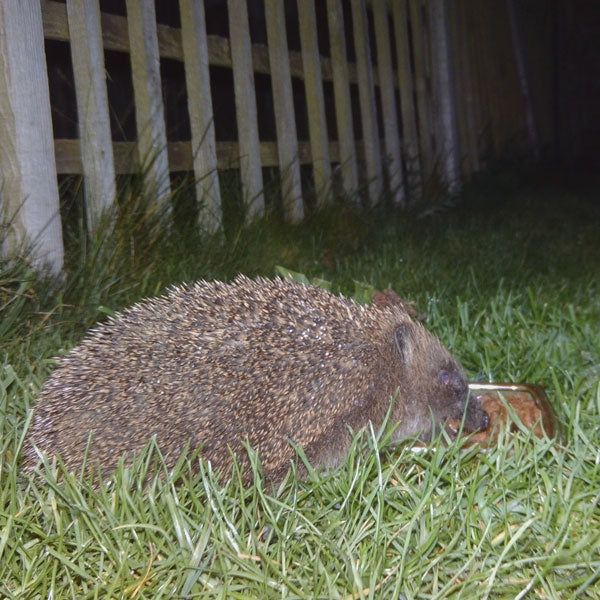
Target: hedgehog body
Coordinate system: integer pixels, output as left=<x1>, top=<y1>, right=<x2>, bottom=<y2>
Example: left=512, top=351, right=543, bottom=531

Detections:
left=24, top=276, right=488, bottom=483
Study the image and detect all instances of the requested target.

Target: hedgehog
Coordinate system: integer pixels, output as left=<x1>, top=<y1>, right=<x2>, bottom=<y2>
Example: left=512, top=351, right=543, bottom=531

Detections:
left=24, top=275, right=489, bottom=484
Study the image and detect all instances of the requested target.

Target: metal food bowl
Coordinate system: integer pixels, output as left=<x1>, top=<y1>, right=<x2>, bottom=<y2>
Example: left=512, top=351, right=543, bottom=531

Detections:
left=409, top=383, right=562, bottom=451
left=461, top=382, right=562, bottom=444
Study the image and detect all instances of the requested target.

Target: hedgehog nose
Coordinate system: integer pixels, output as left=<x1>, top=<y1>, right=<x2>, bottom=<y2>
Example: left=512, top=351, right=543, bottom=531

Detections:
left=465, top=394, right=490, bottom=432
left=479, top=410, right=490, bottom=431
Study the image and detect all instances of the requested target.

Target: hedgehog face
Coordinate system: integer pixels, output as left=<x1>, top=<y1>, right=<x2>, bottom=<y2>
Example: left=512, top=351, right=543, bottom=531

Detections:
left=423, top=363, right=489, bottom=440
left=388, top=323, right=489, bottom=441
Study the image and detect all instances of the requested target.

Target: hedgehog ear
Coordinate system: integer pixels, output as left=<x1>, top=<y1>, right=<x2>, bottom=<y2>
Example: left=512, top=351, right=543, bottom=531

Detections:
left=393, top=324, right=414, bottom=363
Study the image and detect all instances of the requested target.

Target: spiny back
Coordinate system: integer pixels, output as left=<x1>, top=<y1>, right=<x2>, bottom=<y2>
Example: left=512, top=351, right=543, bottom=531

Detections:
left=24, top=276, right=414, bottom=482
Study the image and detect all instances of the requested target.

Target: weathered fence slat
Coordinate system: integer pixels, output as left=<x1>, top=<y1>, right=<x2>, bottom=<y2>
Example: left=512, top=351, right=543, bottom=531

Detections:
left=327, top=0, right=358, bottom=194
left=297, top=0, right=331, bottom=201
left=0, top=0, right=64, bottom=274
left=227, top=0, right=265, bottom=217
left=125, top=0, right=171, bottom=202
left=351, top=0, right=383, bottom=202
left=409, top=0, right=434, bottom=179
left=391, top=0, right=422, bottom=198
left=66, top=0, right=116, bottom=231
left=351, top=0, right=382, bottom=203
left=429, top=0, right=460, bottom=192
left=265, top=0, right=304, bottom=223
left=506, top=0, right=539, bottom=159
left=448, top=0, right=479, bottom=176
left=467, top=6, right=493, bottom=159
left=372, top=0, right=404, bottom=205
left=179, top=0, right=222, bottom=233
left=491, top=5, right=512, bottom=144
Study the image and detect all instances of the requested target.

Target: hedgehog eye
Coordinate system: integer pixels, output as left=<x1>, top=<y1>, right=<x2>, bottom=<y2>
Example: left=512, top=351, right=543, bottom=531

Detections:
left=439, top=370, right=451, bottom=385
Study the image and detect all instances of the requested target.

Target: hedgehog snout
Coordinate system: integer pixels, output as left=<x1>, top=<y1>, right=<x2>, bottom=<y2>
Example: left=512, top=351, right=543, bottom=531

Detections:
left=439, top=368, right=489, bottom=433
left=463, top=394, right=490, bottom=432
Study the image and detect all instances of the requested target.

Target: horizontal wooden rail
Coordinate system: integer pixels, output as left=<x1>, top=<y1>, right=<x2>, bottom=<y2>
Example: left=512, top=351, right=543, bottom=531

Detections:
left=41, top=0, right=370, bottom=86
left=53, top=139, right=366, bottom=173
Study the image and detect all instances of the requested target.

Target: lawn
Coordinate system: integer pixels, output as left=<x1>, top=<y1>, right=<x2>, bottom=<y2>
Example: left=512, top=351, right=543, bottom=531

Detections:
left=1, top=171, right=599, bottom=598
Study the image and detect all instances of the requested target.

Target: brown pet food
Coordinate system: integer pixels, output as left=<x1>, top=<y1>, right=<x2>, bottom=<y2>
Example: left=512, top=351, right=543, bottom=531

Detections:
left=447, top=384, right=560, bottom=445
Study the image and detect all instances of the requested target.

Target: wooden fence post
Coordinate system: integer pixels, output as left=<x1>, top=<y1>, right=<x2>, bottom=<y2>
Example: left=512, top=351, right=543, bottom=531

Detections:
left=448, top=0, right=480, bottom=176
left=408, top=0, right=435, bottom=179
left=430, top=0, right=460, bottom=192
left=0, top=0, right=64, bottom=274
left=297, top=0, right=331, bottom=202
left=327, top=0, right=358, bottom=195
left=179, top=0, right=222, bottom=232
left=265, top=0, right=304, bottom=223
left=506, top=0, right=540, bottom=159
left=351, top=0, right=382, bottom=204
left=392, top=0, right=422, bottom=199
left=373, top=0, right=405, bottom=205
left=125, top=0, right=171, bottom=203
left=461, top=3, right=485, bottom=161
left=228, top=0, right=265, bottom=218
left=66, top=0, right=116, bottom=231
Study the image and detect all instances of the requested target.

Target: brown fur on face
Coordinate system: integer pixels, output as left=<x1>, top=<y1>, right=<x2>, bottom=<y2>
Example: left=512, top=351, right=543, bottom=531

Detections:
left=387, top=322, right=489, bottom=441
left=24, top=276, right=488, bottom=484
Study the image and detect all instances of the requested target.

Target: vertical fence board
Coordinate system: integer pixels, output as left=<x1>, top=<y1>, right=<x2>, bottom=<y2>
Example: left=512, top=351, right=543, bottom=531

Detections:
left=392, top=0, right=422, bottom=198
left=429, top=0, right=460, bottom=192
left=463, top=2, right=487, bottom=160
left=474, top=3, right=495, bottom=158
left=449, top=0, right=479, bottom=176
left=227, top=0, right=264, bottom=217
left=350, top=0, right=381, bottom=203
left=496, top=2, right=523, bottom=148
left=485, top=2, right=504, bottom=154
left=66, top=0, right=116, bottom=231
left=0, top=0, right=64, bottom=273
left=125, top=0, right=171, bottom=202
left=265, top=0, right=303, bottom=222
left=408, top=0, right=434, bottom=179
left=372, top=0, right=404, bottom=205
left=297, top=0, right=331, bottom=201
left=327, top=0, right=358, bottom=194
left=179, top=0, right=222, bottom=232
left=506, top=0, right=538, bottom=154
left=496, top=3, right=518, bottom=140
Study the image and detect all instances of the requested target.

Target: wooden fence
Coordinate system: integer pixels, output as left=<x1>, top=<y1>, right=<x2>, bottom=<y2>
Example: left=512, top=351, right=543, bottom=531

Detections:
left=0, top=0, right=551, bottom=274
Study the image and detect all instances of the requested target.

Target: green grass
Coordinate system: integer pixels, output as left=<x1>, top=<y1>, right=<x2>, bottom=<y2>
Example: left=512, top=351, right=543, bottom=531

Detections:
left=1, top=171, right=599, bottom=598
